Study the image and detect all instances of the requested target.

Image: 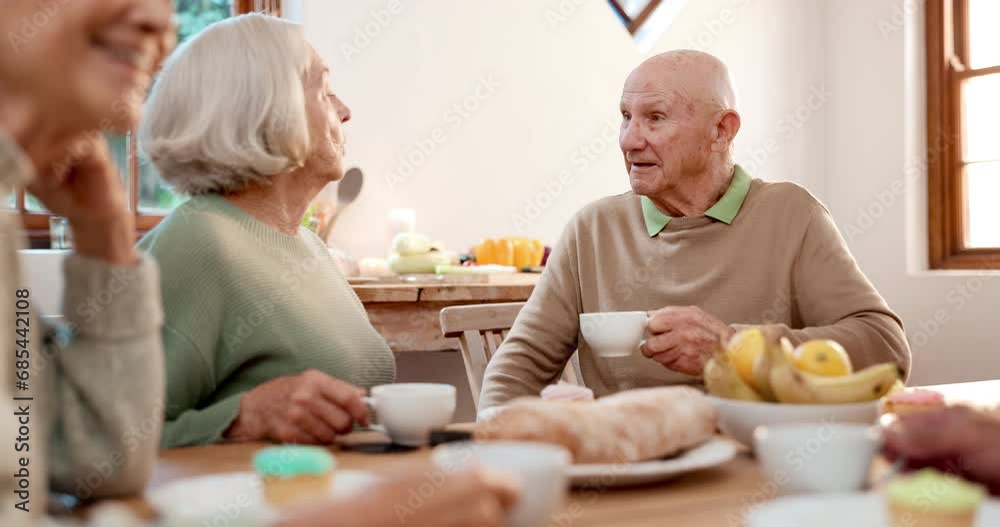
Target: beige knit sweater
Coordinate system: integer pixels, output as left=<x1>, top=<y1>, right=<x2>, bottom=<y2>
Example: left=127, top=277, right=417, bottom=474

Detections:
left=1, top=131, right=164, bottom=525
left=479, top=178, right=911, bottom=410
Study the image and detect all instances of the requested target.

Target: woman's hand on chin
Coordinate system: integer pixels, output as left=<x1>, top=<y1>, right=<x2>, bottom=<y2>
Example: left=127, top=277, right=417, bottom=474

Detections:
left=27, top=134, right=138, bottom=265
left=225, top=369, right=370, bottom=444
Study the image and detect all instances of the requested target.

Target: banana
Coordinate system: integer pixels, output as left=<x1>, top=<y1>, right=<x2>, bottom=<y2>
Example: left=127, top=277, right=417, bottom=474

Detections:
left=750, top=346, right=777, bottom=401
left=748, top=329, right=791, bottom=402
left=704, top=346, right=765, bottom=402
left=769, top=341, right=820, bottom=404
left=772, top=358, right=902, bottom=405
left=806, top=363, right=901, bottom=404
left=767, top=336, right=819, bottom=404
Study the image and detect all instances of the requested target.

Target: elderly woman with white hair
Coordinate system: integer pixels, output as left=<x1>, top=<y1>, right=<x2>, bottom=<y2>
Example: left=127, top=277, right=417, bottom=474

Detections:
left=138, top=14, right=396, bottom=449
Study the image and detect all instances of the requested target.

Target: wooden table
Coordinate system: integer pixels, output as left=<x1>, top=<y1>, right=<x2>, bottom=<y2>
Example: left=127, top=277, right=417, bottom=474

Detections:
left=110, top=380, right=1000, bottom=526
left=353, top=273, right=538, bottom=353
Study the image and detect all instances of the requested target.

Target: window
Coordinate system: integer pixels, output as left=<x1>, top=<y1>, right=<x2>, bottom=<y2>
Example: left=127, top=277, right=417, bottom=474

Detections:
left=12, top=0, right=281, bottom=240
left=927, top=0, right=1000, bottom=269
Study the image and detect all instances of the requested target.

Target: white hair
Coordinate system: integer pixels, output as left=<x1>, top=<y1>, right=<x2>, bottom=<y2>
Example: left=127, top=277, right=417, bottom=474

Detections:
left=140, top=13, right=311, bottom=195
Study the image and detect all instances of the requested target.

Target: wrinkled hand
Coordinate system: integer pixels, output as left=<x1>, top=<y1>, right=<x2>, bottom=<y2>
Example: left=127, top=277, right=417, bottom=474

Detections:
left=28, top=135, right=128, bottom=220
left=26, top=135, right=136, bottom=264
left=279, top=466, right=521, bottom=527
left=883, top=406, right=1000, bottom=494
left=641, top=306, right=734, bottom=376
left=226, top=370, right=369, bottom=444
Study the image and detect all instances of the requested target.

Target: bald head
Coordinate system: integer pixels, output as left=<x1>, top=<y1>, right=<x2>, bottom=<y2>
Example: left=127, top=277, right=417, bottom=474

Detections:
left=618, top=50, right=741, bottom=202
left=624, top=50, right=736, bottom=112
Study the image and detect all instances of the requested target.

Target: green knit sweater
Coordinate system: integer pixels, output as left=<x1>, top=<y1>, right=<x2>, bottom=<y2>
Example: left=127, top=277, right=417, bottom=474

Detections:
left=138, top=194, right=396, bottom=448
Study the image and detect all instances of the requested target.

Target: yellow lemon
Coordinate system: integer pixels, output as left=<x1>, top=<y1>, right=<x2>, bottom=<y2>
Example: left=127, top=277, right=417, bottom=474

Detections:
left=727, top=328, right=765, bottom=384
left=792, top=339, right=853, bottom=376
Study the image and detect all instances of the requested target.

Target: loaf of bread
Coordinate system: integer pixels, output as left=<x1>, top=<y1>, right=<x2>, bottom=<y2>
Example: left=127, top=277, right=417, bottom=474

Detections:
left=474, top=386, right=717, bottom=464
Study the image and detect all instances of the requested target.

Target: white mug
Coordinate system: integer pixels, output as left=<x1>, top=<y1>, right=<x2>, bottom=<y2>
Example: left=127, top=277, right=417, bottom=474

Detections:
left=433, top=441, right=570, bottom=527
left=753, top=423, right=881, bottom=495
left=579, top=311, right=648, bottom=357
left=364, top=383, right=456, bottom=446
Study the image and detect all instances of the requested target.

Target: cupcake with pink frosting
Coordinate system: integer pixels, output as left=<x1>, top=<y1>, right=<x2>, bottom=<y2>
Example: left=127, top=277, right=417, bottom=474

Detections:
left=884, top=389, right=946, bottom=416
left=540, top=381, right=594, bottom=402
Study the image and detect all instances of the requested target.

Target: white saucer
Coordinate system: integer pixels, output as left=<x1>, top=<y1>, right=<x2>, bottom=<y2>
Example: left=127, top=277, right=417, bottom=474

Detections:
left=747, top=492, right=1000, bottom=526
left=568, top=438, right=737, bottom=487
left=146, top=470, right=379, bottom=522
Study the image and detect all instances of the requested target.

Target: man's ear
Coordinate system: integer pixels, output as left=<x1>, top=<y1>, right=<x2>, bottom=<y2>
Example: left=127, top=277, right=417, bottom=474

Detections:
left=713, top=110, right=741, bottom=153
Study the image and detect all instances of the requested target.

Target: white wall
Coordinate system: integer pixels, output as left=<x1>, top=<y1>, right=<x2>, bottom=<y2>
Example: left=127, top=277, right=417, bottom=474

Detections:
left=824, top=0, right=1000, bottom=385
left=303, top=0, right=826, bottom=258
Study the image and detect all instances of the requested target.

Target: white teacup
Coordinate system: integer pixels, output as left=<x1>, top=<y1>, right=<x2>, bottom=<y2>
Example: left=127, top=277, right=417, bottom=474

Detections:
left=364, top=383, right=456, bottom=446
left=579, top=311, right=648, bottom=357
left=753, top=423, right=881, bottom=495
left=433, top=441, right=570, bottom=527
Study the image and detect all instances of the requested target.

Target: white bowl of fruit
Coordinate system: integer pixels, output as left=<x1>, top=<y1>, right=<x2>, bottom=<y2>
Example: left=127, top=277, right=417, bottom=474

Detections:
left=704, top=328, right=903, bottom=447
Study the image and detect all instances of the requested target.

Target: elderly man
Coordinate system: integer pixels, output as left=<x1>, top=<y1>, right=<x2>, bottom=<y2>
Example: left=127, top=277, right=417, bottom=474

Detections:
left=479, top=50, right=910, bottom=410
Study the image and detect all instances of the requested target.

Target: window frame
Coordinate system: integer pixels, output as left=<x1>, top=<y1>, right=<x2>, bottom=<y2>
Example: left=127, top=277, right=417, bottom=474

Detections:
left=607, top=0, right=664, bottom=35
left=13, top=0, right=281, bottom=242
left=927, top=0, right=1000, bottom=269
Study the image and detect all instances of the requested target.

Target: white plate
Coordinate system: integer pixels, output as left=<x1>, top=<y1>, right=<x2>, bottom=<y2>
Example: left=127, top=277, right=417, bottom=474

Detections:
left=146, top=470, right=378, bottom=522
left=567, top=438, right=737, bottom=487
left=747, top=493, right=1000, bottom=526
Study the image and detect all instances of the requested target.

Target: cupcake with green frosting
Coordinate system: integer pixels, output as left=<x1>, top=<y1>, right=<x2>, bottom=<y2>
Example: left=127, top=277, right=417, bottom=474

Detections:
left=253, top=446, right=336, bottom=508
left=886, top=468, right=985, bottom=527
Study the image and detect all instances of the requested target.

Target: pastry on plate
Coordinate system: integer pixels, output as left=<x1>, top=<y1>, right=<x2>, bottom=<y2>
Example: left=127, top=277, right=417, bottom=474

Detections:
left=540, top=381, right=594, bottom=402
left=475, top=386, right=717, bottom=464
left=253, top=445, right=335, bottom=507
left=883, top=389, right=946, bottom=416
left=885, top=468, right=985, bottom=527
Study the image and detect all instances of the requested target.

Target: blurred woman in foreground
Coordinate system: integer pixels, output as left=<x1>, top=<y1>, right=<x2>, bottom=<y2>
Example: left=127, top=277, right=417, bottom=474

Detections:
left=0, top=0, right=175, bottom=523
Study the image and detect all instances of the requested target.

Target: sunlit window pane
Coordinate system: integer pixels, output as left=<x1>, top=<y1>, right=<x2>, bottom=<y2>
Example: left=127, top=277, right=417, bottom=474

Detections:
left=966, top=162, right=1000, bottom=248
left=969, top=0, right=1000, bottom=69
left=132, top=0, right=232, bottom=214
left=4, top=191, right=15, bottom=210
left=962, top=74, right=1000, bottom=163
left=177, top=0, right=233, bottom=43
left=24, top=193, right=45, bottom=212
left=138, top=153, right=187, bottom=213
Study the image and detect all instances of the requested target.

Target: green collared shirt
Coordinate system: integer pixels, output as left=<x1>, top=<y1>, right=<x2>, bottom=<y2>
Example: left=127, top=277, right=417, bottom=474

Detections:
left=640, top=164, right=752, bottom=237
